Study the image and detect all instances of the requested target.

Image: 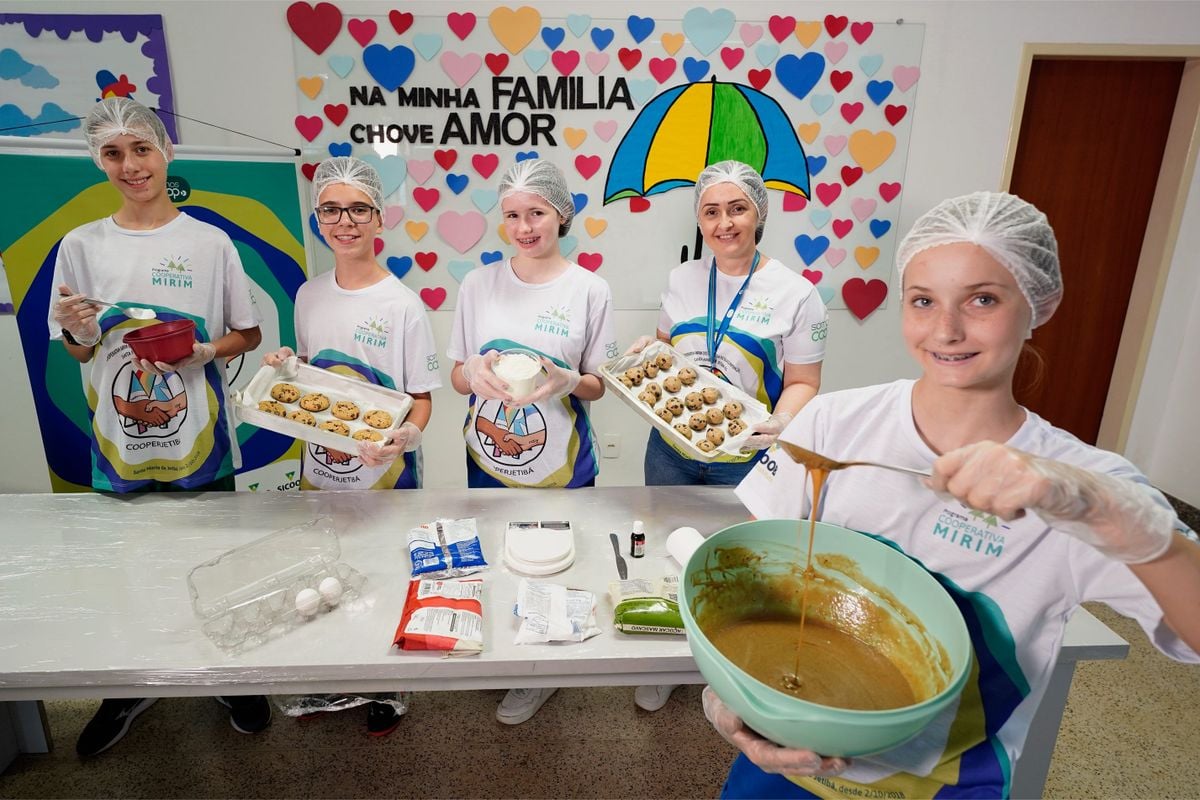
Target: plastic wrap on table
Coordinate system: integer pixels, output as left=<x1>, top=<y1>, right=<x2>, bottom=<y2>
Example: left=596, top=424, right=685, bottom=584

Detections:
left=274, top=691, right=409, bottom=718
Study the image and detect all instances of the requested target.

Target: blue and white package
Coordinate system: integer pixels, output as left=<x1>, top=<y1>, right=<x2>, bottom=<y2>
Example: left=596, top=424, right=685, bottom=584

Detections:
left=407, top=518, right=488, bottom=578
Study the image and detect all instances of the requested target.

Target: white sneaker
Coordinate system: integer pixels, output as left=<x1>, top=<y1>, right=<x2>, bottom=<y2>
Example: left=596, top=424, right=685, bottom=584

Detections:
left=496, top=687, right=558, bottom=725
left=634, top=684, right=679, bottom=712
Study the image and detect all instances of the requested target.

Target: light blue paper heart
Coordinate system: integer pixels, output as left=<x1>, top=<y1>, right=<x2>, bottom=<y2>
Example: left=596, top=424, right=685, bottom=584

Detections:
left=413, top=33, right=443, bottom=61
left=627, top=78, right=657, bottom=105
left=559, top=234, right=579, bottom=255
left=448, top=259, right=476, bottom=283
left=859, top=54, right=884, bottom=77
left=817, top=286, right=836, bottom=305
left=523, top=49, right=549, bottom=72
left=360, top=154, right=407, bottom=198
left=471, top=188, right=499, bottom=213
left=809, top=209, right=832, bottom=229
left=567, top=14, right=592, bottom=38
left=328, top=55, right=354, bottom=78
left=682, top=7, right=735, bottom=56
left=755, top=43, right=779, bottom=66
left=810, top=93, right=834, bottom=115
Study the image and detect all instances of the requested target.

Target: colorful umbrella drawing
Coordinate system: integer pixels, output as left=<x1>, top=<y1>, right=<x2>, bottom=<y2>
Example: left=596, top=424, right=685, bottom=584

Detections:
left=603, top=77, right=811, bottom=205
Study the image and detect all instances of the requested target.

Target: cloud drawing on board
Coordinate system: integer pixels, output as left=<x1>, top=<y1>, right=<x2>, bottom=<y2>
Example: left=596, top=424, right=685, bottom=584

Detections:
left=0, top=102, right=79, bottom=136
left=0, top=48, right=59, bottom=88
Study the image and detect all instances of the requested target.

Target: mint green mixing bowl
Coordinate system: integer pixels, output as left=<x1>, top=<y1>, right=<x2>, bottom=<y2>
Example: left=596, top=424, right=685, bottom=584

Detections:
left=681, top=519, right=972, bottom=757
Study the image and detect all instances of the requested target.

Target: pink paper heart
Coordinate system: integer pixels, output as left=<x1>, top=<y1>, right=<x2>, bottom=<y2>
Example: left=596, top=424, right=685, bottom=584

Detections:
left=440, top=52, right=482, bottom=87
left=383, top=205, right=405, bottom=229
left=823, top=41, right=848, bottom=64
left=585, top=51, right=609, bottom=74
left=893, top=65, right=921, bottom=92
left=824, top=247, right=846, bottom=267
left=739, top=23, right=763, bottom=47
left=851, top=198, right=877, bottom=222
left=593, top=120, right=618, bottom=141
left=436, top=209, right=486, bottom=253
left=824, top=135, right=847, bottom=156
left=408, top=159, right=436, bottom=185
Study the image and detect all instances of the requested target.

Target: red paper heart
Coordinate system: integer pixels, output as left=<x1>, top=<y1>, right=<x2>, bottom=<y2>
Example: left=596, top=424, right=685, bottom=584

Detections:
left=840, top=102, right=863, bottom=123
left=782, top=193, right=807, bottom=211
left=618, top=47, right=642, bottom=71
left=832, top=219, right=853, bottom=239
left=552, top=50, right=580, bottom=76
left=830, top=70, right=853, bottom=92
left=413, top=187, right=440, bottom=212
left=373, top=238, right=385, bottom=256
left=629, top=197, right=650, bottom=212
left=434, top=149, right=457, bottom=170
left=842, top=278, right=888, bottom=320
left=841, top=165, right=863, bottom=186
left=879, top=182, right=902, bottom=202
left=348, top=18, right=377, bottom=47
left=294, top=115, right=323, bottom=141
left=885, top=104, right=908, bottom=126
left=801, top=269, right=823, bottom=285
left=472, top=153, right=499, bottom=178
left=824, top=14, right=849, bottom=38
left=815, top=182, right=842, bottom=206
left=420, top=286, right=447, bottom=310
left=415, top=251, right=438, bottom=271
left=323, top=103, right=348, bottom=126
left=768, top=15, right=797, bottom=43
left=446, top=12, right=476, bottom=40
left=301, top=163, right=318, bottom=181
left=577, top=252, right=603, bottom=271
left=850, top=21, right=873, bottom=44
left=287, top=2, right=342, bottom=56
left=649, top=57, right=676, bottom=84
left=485, top=52, right=509, bottom=75
left=575, top=154, right=601, bottom=180
left=720, top=47, right=744, bottom=69
left=748, top=69, right=771, bottom=90
left=389, top=10, right=414, bottom=35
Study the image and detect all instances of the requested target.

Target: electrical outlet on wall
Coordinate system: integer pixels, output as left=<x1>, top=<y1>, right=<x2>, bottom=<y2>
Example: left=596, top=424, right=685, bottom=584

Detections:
left=602, top=434, right=620, bottom=459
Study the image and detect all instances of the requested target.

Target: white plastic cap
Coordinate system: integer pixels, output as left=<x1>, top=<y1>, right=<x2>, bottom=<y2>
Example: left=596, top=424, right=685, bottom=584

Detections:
left=633, top=520, right=645, bottom=533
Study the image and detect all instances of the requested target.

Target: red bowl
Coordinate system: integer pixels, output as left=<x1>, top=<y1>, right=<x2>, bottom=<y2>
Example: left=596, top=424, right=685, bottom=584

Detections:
left=123, top=319, right=197, bottom=364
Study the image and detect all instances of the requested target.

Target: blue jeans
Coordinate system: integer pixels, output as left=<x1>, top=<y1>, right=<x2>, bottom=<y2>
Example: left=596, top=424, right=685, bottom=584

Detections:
left=643, top=431, right=758, bottom=486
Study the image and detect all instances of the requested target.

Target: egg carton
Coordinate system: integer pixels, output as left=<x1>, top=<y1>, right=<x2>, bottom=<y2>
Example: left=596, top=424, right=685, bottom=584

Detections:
left=600, top=341, right=770, bottom=460
left=233, top=356, right=414, bottom=453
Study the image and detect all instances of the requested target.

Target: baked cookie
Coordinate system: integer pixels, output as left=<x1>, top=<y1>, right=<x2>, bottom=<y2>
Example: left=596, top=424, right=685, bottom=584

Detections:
left=706, top=408, right=725, bottom=425
left=364, top=409, right=393, bottom=429
left=331, top=400, right=360, bottom=421
left=665, top=397, right=685, bottom=417
left=287, top=409, right=317, bottom=427
left=258, top=400, right=286, bottom=416
left=685, top=392, right=704, bottom=411
left=678, top=367, right=697, bottom=385
left=655, top=407, right=674, bottom=423
left=300, top=392, right=330, bottom=412
left=655, top=353, right=674, bottom=371
left=662, top=376, right=682, bottom=394
left=673, top=423, right=693, bottom=440
left=319, top=419, right=350, bottom=436
left=707, top=427, right=726, bottom=446
left=270, top=382, right=300, bottom=403
left=688, top=413, right=708, bottom=432
left=728, top=418, right=748, bottom=436
left=723, top=401, right=744, bottom=420
left=697, top=440, right=716, bottom=452
left=701, top=387, right=721, bottom=405
left=353, top=428, right=384, bottom=441
left=643, top=362, right=660, bottom=378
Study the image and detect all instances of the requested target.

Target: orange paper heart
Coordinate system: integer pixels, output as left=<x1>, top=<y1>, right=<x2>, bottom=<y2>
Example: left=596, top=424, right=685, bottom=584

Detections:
left=497, top=224, right=510, bottom=244
left=849, top=130, right=897, bottom=173
left=297, top=76, right=324, bottom=100
left=855, top=246, right=880, bottom=268
left=405, top=220, right=430, bottom=242
left=489, top=6, right=541, bottom=54
left=795, top=21, right=822, bottom=48
left=796, top=122, right=820, bottom=144
left=661, top=32, right=685, bottom=55
left=563, top=127, right=587, bottom=149
left=584, top=217, right=607, bottom=237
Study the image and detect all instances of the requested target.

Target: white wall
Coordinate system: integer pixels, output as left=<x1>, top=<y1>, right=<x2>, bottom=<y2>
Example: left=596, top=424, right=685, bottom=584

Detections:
left=3, top=0, right=1198, bottom=504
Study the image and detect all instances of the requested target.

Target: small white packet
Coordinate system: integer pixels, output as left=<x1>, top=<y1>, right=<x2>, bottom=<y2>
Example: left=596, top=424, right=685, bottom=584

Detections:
left=513, top=578, right=600, bottom=644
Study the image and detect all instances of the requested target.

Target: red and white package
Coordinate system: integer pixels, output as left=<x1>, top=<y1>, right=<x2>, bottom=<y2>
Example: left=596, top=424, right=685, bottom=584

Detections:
left=392, top=578, right=484, bottom=654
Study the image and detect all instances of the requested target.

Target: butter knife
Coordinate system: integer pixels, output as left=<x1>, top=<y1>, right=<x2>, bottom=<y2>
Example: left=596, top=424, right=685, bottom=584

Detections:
left=609, top=532, right=628, bottom=579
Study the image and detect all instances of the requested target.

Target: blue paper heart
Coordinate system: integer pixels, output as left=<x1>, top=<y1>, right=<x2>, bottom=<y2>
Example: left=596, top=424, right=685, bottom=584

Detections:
left=523, top=49, right=549, bottom=72
left=480, top=250, right=504, bottom=265
left=363, top=44, right=415, bottom=92
left=328, top=55, right=354, bottom=78
left=448, top=259, right=476, bottom=283
left=859, top=54, right=884, bottom=77
left=328, top=142, right=352, bottom=157
left=471, top=188, right=499, bottom=213
left=683, top=57, right=711, bottom=82
left=810, top=93, right=834, bottom=115
left=571, top=192, right=588, bottom=214
left=590, top=27, right=614, bottom=51
left=412, top=33, right=443, bottom=61
left=567, top=14, right=592, bottom=38
left=627, top=15, right=655, bottom=44
left=809, top=209, right=832, bottom=229
left=560, top=234, right=579, bottom=255
left=682, top=7, right=734, bottom=56
left=755, top=43, right=779, bottom=66
left=794, top=234, right=830, bottom=266
left=866, top=80, right=894, bottom=106
left=817, top=286, right=836, bottom=305
left=869, top=219, right=892, bottom=238
left=776, top=52, right=825, bottom=100
left=627, top=78, right=657, bottom=105
left=386, top=256, right=413, bottom=279
left=446, top=172, right=469, bottom=195
left=516, top=151, right=539, bottom=162
left=541, top=26, right=565, bottom=50
left=308, top=213, right=330, bottom=250
left=806, top=155, right=827, bottom=176
left=360, top=154, right=407, bottom=197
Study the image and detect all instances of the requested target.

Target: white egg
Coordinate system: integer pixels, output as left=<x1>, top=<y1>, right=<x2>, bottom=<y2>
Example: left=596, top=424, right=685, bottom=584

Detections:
left=318, top=576, right=344, bottom=606
left=294, top=587, right=321, bottom=616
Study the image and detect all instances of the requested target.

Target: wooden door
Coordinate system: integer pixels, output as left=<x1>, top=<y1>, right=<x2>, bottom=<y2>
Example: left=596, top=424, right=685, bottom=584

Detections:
left=1009, top=58, right=1182, bottom=444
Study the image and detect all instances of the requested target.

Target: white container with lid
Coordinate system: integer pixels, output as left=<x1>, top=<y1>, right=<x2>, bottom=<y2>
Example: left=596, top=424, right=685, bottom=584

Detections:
left=503, top=521, right=575, bottom=576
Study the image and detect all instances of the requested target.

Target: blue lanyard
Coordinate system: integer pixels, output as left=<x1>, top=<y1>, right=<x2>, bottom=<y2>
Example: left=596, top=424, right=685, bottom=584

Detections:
left=706, top=251, right=760, bottom=374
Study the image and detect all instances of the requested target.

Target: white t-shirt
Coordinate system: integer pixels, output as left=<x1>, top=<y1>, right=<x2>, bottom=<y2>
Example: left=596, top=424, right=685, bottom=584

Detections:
left=447, top=259, right=617, bottom=488
left=294, top=270, right=442, bottom=491
left=46, top=213, right=260, bottom=492
left=735, top=380, right=1199, bottom=798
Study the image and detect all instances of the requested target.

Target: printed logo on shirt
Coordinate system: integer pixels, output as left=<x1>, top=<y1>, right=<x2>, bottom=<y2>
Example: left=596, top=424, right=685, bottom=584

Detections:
left=533, top=304, right=571, bottom=338
left=811, top=318, right=829, bottom=341
left=734, top=295, right=773, bottom=326
left=426, top=354, right=440, bottom=372
left=151, top=256, right=193, bottom=289
left=353, top=316, right=391, bottom=349
left=110, top=361, right=188, bottom=447
left=307, top=441, right=362, bottom=482
left=931, top=504, right=1010, bottom=558
left=474, top=400, right=547, bottom=473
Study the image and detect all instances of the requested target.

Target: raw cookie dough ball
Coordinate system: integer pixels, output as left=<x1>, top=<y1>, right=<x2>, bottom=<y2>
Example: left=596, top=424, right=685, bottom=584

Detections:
left=643, top=361, right=660, bottom=378
left=624, top=366, right=644, bottom=386
left=706, top=407, right=725, bottom=426
left=637, top=390, right=656, bottom=408
left=331, top=400, right=360, bottom=421
left=655, top=407, right=675, bottom=423
left=319, top=419, right=350, bottom=436
left=697, top=440, right=716, bottom=452
left=673, top=423, right=693, bottom=440
left=723, top=401, right=744, bottom=420
left=684, top=392, right=704, bottom=411
left=677, top=367, right=697, bottom=385
left=270, top=382, right=300, bottom=403
left=727, top=418, right=748, bottom=436
left=287, top=409, right=317, bottom=427
left=258, top=400, right=286, bottom=416
left=655, top=353, right=674, bottom=371
left=706, top=427, right=726, bottom=446
left=353, top=428, right=384, bottom=441
left=664, top=397, right=685, bottom=417
left=364, top=409, right=393, bottom=429
left=300, top=392, right=331, bottom=412
left=688, top=412, right=708, bottom=432
left=645, top=382, right=662, bottom=399
left=620, top=375, right=634, bottom=388
left=701, top=387, right=721, bottom=405
left=662, top=376, right=682, bottom=394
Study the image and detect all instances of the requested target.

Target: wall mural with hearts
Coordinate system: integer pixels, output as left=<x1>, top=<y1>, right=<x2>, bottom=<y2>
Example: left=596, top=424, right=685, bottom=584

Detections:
left=287, top=3, right=922, bottom=322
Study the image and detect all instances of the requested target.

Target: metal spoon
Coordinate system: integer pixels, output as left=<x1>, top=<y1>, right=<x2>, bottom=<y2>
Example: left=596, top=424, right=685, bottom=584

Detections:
left=84, top=297, right=157, bottom=320
left=778, top=441, right=931, bottom=479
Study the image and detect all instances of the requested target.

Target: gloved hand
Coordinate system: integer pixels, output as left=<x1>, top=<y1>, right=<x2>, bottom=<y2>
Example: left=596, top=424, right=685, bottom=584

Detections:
left=931, top=441, right=1176, bottom=564
left=462, top=351, right=511, bottom=401
left=624, top=335, right=657, bottom=356
left=52, top=286, right=101, bottom=347
left=741, top=411, right=795, bottom=452
left=358, top=421, right=422, bottom=466
left=702, top=686, right=849, bottom=777
left=261, top=346, right=295, bottom=368
left=137, top=342, right=217, bottom=377
left=507, top=357, right=582, bottom=407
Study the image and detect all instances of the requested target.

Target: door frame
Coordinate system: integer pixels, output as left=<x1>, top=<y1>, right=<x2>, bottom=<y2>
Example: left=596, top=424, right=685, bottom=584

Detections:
left=1000, top=44, right=1200, bottom=452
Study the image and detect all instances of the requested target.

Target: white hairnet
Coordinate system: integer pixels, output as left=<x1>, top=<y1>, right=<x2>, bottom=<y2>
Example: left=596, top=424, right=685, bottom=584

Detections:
left=84, top=97, right=173, bottom=168
left=313, top=156, right=386, bottom=224
left=694, top=160, right=769, bottom=243
left=498, top=159, right=575, bottom=235
left=896, top=191, right=1062, bottom=329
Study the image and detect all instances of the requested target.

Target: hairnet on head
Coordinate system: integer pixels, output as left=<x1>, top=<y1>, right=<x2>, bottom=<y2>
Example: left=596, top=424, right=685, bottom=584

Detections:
left=312, top=156, right=387, bottom=224
left=896, top=191, right=1062, bottom=329
left=84, top=97, right=173, bottom=168
left=694, top=160, right=769, bottom=243
left=498, top=159, right=575, bottom=235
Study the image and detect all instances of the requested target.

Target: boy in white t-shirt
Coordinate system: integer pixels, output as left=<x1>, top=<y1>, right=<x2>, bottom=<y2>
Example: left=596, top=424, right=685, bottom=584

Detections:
left=47, top=97, right=268, bottom=757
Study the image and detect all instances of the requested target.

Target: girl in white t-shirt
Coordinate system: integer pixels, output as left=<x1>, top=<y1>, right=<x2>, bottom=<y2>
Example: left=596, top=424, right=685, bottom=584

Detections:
left=716, top=192, right=1200, bottom=798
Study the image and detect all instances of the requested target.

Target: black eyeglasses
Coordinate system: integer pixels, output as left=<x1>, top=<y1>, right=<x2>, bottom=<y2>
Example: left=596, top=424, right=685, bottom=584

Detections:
left=315, top=204, right=377, bottom=224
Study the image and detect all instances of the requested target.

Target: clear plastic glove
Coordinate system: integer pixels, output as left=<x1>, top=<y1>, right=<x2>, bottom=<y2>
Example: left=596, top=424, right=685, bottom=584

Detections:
left=931, top=441, right=1175, bottom=564
left=52, top=286, right=101, bottom=347
left=624, top=335, right=657, bottom=356
left=702, top=686, right=849, bottom=777
left=137, top=342, right=217, bottom=377
left=358, top=421, right=422, bottom=466
left=507, top=357, right=582, bottom=407
left=462, top=351, right=511, bottom=402
left=261, top=346, right=295, bottom=368
left=741, top=411, right=795, bottom=452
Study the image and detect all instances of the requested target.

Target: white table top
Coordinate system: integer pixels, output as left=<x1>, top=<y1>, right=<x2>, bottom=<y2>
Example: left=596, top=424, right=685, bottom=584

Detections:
left=0, top=488, right=1126, bottom=701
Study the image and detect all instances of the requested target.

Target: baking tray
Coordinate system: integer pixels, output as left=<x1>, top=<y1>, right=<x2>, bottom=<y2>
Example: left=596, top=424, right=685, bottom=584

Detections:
left=600, top=341, right=769, bottom=460
left=233, top=357, right=414, bottom=453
